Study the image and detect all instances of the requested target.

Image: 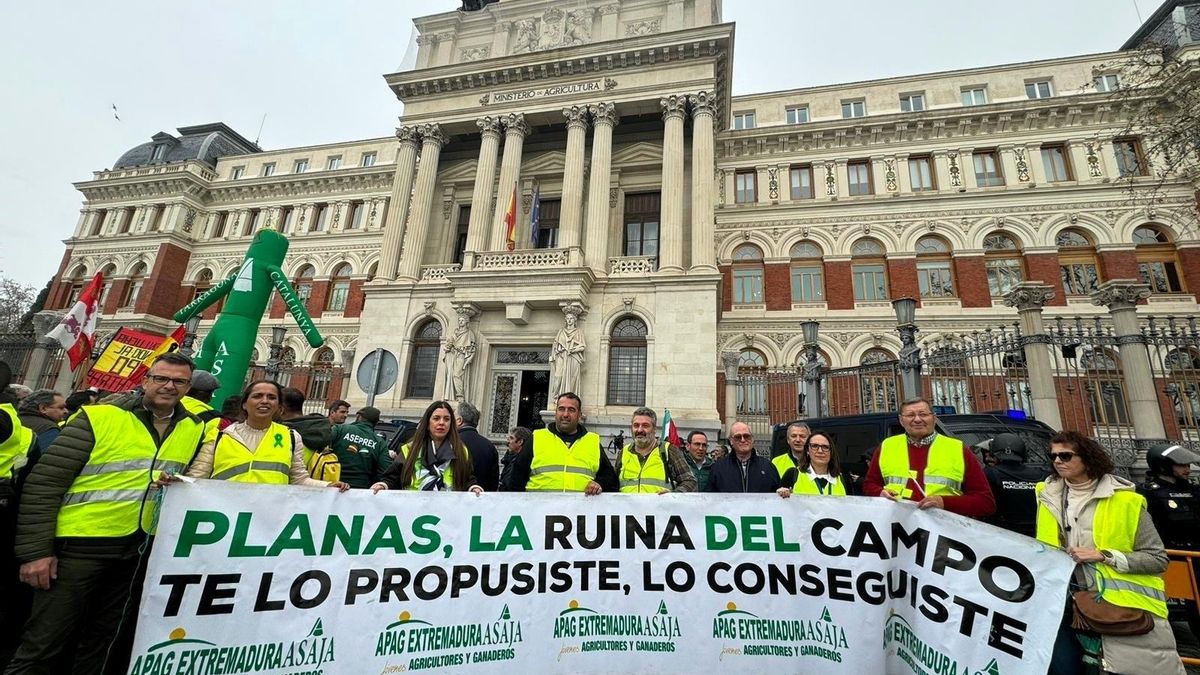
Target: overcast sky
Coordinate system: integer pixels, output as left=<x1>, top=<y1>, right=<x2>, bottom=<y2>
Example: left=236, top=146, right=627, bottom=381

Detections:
left=0, top=0, right=1155, bottom=289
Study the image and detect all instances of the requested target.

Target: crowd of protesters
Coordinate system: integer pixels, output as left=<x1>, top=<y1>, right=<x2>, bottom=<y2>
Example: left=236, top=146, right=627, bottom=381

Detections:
left=0, top=352, right=1196, bottom=674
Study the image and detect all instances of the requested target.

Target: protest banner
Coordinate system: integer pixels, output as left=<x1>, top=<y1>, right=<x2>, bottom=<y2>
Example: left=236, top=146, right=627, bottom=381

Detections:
left=129, top=481, right=1073, bottom=675
left=86, top=327, right=176, bottom=391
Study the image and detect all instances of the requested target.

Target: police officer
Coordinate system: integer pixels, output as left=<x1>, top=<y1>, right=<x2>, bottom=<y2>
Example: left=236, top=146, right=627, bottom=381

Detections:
left=1140, top=443, right=1200, bottom=550
left=982, top=433, right=1046, bottom=538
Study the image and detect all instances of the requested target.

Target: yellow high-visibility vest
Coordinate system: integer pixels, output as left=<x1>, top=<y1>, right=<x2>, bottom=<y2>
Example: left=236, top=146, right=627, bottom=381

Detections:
left=772, top=452, right=801, bottom=480
left=210, top=422, right=293, bottom=484
left=879, top=434, right=964, bottom=499
left=1035, top=483, right=1168, bottom=618
left=0, top=403, right=33, bottom=480
left=395, top=442, right=471, bottom=490
left=527, top=428, right=601, bottom=492
left=619, top=444, right=670, bottom=493
left=793, top=472, right=847, bottom=496
left=180, top=396, right=220, bottom=444
left=57, top=404, right=202, bottom=537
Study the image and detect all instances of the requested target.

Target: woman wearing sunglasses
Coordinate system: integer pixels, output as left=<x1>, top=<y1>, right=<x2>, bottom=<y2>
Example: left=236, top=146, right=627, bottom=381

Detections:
left=1036, top=430, right=1181, bottom=675
left=778, top=432, right=853, bottom=497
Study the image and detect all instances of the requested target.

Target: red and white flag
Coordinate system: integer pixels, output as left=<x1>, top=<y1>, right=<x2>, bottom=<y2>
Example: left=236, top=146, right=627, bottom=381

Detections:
left=46, top=272, right=105, bottom=370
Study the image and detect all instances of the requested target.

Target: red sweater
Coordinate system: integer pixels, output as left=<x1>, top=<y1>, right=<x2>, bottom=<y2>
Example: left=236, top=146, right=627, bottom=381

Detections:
left=863, top=438, right=996, bottom=518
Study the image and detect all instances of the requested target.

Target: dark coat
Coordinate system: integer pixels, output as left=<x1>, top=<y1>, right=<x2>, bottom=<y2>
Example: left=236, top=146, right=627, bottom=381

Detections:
left=705, top=452, right=780, bottom=493
left=458, top=426, right=499, bottom=493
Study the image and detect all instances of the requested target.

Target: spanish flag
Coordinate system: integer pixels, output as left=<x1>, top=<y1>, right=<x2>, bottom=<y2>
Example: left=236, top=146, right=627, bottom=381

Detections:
left=503, top=185, right=518, bottom=251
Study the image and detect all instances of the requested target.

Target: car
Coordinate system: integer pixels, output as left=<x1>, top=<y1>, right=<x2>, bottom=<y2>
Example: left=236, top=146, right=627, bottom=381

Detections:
left=770, top=410, right=1057, bottom=477
left=377, top=418, right=419, bottom=460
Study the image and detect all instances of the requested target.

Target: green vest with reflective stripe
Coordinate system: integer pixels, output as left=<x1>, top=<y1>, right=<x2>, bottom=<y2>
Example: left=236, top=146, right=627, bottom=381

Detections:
left=1035, top=483, right=1168, bottom=618
left=772, top=452, right=801, bottom=480
left=879, top=434, right=964, bottom=499
left=56, top=404, right=202, bottom=537
left=395, top=442, right=471, bottom=490
left=0, top=403, right=33, bottom=480
left=528, top=428, right=601, bottom=492
left=211, top=423, right=293, bottom=484
left=794, top=472, right=847, bottom=496
left=619, top=444, right=670, bottom=493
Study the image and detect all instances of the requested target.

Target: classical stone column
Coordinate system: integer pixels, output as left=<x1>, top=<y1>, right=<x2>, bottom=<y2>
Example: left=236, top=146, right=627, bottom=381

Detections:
left=465, top=116, right=502, bottom=263
left=22, top=311, right=65, bottom=389
left=490, top=114, right=529, bottom=251
left=689, top=92, right=717, bottom=272
left=659, top=94, right=687, bottom=274
left=377, top=126, right=421, bottom=281
left=584, top=102, right=617, bottom=272
left=1002, top=282, right=1063, bottom=430
left=1091, top=280, right=1167, bottom=442
left=396, top=124, right=448, bottom=281
left=559, top=105, right=589, bottom=251
left=721, top=351, right=739, bottom=432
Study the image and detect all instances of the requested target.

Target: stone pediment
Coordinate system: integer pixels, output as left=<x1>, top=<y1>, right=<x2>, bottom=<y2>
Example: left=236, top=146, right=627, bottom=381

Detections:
left=520, top=149, right=566, bottom=176
left=611, top=141, right=664, bottom=168
left=439, top=158, right=482, bottom=183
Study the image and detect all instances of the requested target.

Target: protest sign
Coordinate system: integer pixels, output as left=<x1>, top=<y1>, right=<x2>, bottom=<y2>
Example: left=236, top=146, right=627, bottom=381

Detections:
left=86, top=327, right=177, bottom=391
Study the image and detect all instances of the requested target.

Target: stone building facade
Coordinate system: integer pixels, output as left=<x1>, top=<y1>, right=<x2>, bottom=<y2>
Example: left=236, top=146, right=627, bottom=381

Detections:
left=42, top=0, right=1200, bottom=443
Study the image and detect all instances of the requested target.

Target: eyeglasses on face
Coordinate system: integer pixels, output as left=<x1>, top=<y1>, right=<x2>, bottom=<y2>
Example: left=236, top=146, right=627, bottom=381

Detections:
left=1048, top=452, right=1078, bottom=463
left=731, top=433, right=753, bottom=442
left=901, top=412, right=933, bottom=420
left=146, top=375, right=191, bottom=387
left=808, top=443, right=831, bottom=451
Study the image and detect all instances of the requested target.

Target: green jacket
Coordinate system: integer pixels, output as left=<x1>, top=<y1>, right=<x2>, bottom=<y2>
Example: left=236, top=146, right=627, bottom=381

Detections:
left=330, top=421, right=389, bottom=489
left=283, top=413, right=334, bottom=453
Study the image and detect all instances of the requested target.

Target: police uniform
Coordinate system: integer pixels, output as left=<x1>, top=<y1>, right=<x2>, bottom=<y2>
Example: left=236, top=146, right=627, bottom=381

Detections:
left=1140, top=478, right=1200, bottom=550
left=985, top=461, right=1046, bottom=538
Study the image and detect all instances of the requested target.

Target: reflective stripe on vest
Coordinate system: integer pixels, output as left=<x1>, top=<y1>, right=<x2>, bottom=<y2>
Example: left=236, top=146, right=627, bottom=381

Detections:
left=211, top=423, right=293, bottom=485
left=396, top=443, right=471, bottom=490
left=619, top=444, right=670, bottom=493
left=527, top=429, right=601, bottom=492
left=878, top=434, right=964, bottom=499
left=0, top=403, right=34, bottom=480
left=793, top=472, right=847, bottom=496
left=57, top=405, right=203, bottom=538
left=1034, top=483, right=1168, bottom=618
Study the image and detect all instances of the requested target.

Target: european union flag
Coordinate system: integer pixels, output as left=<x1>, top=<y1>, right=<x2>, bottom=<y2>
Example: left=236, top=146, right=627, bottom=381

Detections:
left=529, top=186, right=541, bottom=247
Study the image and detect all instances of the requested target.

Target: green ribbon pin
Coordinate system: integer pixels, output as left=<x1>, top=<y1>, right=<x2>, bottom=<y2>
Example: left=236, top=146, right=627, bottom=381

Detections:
left=274, top=433, right=284, bottom=448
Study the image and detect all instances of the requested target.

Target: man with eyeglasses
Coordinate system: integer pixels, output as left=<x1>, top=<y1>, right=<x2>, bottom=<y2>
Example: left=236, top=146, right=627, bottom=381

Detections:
left=863, top=397, right=994, bottom=517
left=705, top=422, right=780, bottom=493
left=771, top=422, right=810, bottom=480
left=6, top=352, right=207, bottom=674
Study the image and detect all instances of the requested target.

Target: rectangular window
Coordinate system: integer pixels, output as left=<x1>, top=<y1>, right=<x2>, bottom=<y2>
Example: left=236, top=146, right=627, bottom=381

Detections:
left=212, top=212, right=228, bottom=238
left=454, top=206, right=471, bottom=264
left=790, top=265, right=824, bottom=303
left=151, top=144, right=167, bottom=161
left=917, top=261, right=955, bottom=298
left=623, top=193, right=661, bottom=257
left=280, top=207, right=295, bottom=232
left=326, top=156, right=342, bottom=170
left=733, top=112, right=756, bottom=130
left=348, top=202, right=365, bottom=230
left=841, top=100, right=866, bottom=118
left=294, top=159, right=309, bottom=173
left=908, top=156, right=935, bottom=191
left=534, top=199, right=561, bottom=249
left=847, top=161, right=872, bottom=196
left=899, top=93, right=925, bottom=112
left=231, top=166, right=245, bottom=180
left=973, top=150, right=1004, bottom=187
left=1060, top=263, right=1100, bottom=295
left=313, top=204, right=329, bottom=232
left=327, top=281, right=350, bottom=312
left=961, top=87, right=988, bottom=106
left=1114, top=138, right=1146, bottom=177
left=1094, top=74, right=1120, bottom=92
left=733, top=268, right=764, bottom=304
left=608, top=343, right=647, bottom=406
left=785, top=106, right=810, bottom=124
left=261, top=163, right=275, bottom=177
left=1025, top=80, right=1053, bottom=99
left=789, top=166, right=814, bottom=200
left=852, top=264, right=888, bottom=301
left=1041, top=144, right=1071, bottom=182
left=360, top=152, right=377, bottom=167
left=735, top=170, right=757, bottom=203
left=986, top=259, right=1024, bottom=296
left=1139, top=262, right=1184, bottom=293
left=406, top=345, right=439, bottom=398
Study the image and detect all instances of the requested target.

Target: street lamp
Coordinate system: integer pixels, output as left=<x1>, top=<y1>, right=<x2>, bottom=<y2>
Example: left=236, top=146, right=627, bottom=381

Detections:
left=265, top=326, right=288, bottom=381
left=800, top=320, right=822, bottom=418
left=892, top=297, right=921, bottom=401
left=180, top=315, right=202, bottom=357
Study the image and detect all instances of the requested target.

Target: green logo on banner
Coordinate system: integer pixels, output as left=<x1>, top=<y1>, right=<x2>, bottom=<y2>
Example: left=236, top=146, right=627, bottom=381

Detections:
left=127, top=622, right=335, bottom=674
left=712, top=603, right=848, bottom=663
left=374, top=608, right=523, bottom=668
left=309, top=618, right=324, bottom=637
left=552, top=600, right=682, bottom=657
left=885, top=612, right=998, bottom=675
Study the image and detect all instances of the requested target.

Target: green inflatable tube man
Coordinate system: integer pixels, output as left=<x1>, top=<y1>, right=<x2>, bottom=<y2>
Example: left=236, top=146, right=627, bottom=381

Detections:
left=173, top=230, right=323, bottom=408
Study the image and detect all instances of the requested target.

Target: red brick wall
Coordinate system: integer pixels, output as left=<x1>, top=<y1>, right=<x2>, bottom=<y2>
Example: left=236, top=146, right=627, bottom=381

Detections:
left=886, top=257, right=920, bottom=305
left=1098, top=250, right=1139, bottom=282
left=104, top=280, right=128, bottom=315
left=1176, top=247, right=1200, bottom=298
left=953, top=256, right=992, bottom=308
left=764, top=263, right=791, bottom=311
left=344, top=280, right=366, bottom=318
left=137, top=243, right=192, bottom=319
left=46, top=248, right=74, bottom=309
left=269, top=291, right=285, bottom=319
left=824, top=261, right=854, bottom=310
left=720, top=266, right=732, bottom=313
left=308, top=281, right=330, bottom=316
left=1024, top=252, right=1067, bottom=306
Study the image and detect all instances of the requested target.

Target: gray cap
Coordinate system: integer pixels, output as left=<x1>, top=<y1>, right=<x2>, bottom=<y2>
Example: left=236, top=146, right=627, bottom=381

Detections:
left=190, top=370, right=220, bottom=393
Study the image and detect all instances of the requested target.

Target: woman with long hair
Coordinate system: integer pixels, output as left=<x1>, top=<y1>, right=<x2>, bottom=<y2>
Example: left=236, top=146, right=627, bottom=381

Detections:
left=1039, top=430, right=1181, bottom=675
left=371, top=401, right=480, bottom=493
left=778, top=432, right=853, bottom=497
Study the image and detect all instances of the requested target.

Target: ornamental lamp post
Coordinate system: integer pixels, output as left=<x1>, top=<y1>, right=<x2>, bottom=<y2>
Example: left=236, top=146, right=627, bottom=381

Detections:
left=265, top=325, right=288, bottom=381
left=180, top=315, right=202, bottom=358
left=800, top=320, right=822, bottom=418
left=892, top=297, right=922, bottom=402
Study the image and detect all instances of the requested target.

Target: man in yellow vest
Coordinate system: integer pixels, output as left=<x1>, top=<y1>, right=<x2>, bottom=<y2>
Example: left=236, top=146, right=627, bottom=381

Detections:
left=6, top=353, right=205, bottom=675
left=613, top=408, right=697, bottom=494
left=179, top=370, right=221, bottom=443
left=862, top=397, right=995, bottom=518
left=508, top=392, right=618, bottom=494
left=771, top=422, right=810, bottom=479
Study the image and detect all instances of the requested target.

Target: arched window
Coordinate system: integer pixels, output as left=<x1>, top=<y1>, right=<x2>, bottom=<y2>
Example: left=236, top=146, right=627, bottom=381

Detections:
left=1081, top=348, right=1129, bottom=427
left=731, top=243, right=764, bottom=304
left=915, top=236, right=955, bottom=298
left=851, top=238, right=888, bottom=302
left=294, top=265, right=315, bottom=304
left=121, top=262, right=147, bottom=308
left=276, top=347, right=297, bottom=388
left=307, top=347, right=336, bottom=404
left=406, top=320, right=443, bottom=399
left=66, top=264, right=87, bottom=305
left=326, top=263, right=352, bottom=312
left=1056, top=228, right=1101, bottom=296
left=789, top=240, right=825, bottom=303
left=736, top=349, right=767, bottom=415
left=1134, top=224, right=1185, bottom=294
left=983, top=232, right=1025, bottom=296
left=607, top=317, right=648, bottom=406
left=192, top=269, right=213, bottom=302
left=860, top=348, right=898, bottom=414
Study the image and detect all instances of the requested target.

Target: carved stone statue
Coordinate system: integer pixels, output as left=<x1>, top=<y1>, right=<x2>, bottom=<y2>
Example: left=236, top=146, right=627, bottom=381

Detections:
left=512, top=19, right=539, bottom=54
left=539, top=12, right=563, bottom=50
left=549, top=306, right=586, bottom=400
left=443, top=308, right=478, bottom=402
left=561, top=12, right=592, bottom=46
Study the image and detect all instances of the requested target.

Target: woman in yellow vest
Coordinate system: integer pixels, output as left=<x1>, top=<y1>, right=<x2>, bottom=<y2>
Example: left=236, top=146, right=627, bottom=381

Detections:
left=370, top=401, right=481, bottom=493
left=779, top=432, right=850, bottom=497
left=1036, top=431, right=1182, bottom=675
left=183, top=380, right=349, bottom=490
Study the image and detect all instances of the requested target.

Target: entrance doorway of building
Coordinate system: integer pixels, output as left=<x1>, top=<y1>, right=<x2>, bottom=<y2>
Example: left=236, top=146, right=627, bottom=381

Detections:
left=486, top=348, right=550, bottom=439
